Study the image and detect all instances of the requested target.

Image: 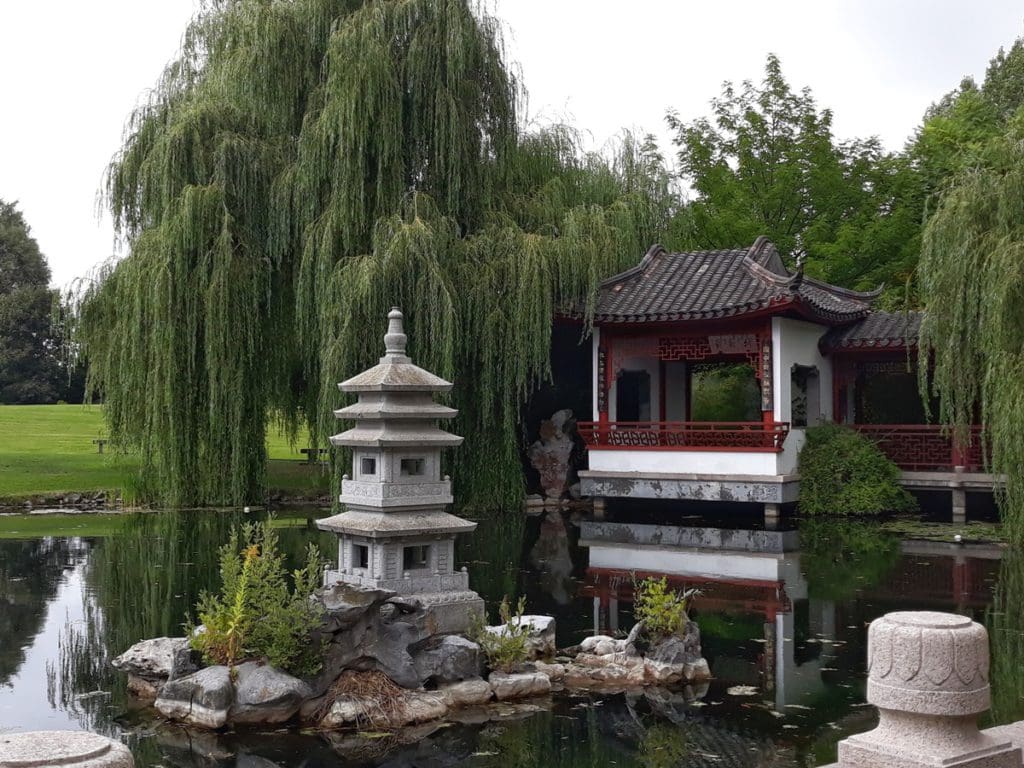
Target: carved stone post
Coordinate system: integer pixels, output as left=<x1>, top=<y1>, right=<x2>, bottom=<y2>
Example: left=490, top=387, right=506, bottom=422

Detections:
left=836, top=611, right=1021, bottom=768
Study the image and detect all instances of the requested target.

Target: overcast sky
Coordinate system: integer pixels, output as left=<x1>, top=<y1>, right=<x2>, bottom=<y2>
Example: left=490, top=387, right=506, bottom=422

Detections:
left=1, top=1, right=1020, bottom=288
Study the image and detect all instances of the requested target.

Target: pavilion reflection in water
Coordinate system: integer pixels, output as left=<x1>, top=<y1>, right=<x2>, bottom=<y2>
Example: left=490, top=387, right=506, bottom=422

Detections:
left=578, top=519, right=1002, bottom=712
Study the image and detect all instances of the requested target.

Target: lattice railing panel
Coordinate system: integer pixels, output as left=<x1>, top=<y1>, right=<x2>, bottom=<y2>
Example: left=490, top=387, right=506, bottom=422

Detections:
left=578, top=421, right=789, bottom=451
left=852, top=425, right=985, bottom=471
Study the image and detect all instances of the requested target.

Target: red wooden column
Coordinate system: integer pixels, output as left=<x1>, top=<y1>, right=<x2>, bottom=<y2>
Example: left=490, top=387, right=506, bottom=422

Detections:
left=597, top=330, right=611, bottom=425
left=832, top=357, right=845, bottom=424
left=759, top=323, right=775, bottom=426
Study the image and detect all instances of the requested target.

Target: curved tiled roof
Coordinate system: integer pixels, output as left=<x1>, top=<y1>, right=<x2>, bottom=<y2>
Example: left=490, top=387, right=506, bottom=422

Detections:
left=821, top=310, right=922, bottom=350
left=593, top=237, right=879, bottom=325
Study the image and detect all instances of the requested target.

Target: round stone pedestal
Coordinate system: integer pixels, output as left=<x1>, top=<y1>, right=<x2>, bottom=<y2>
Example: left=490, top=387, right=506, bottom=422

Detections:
left=0, top=732, right=134, bottom=768
left=837, top=611, right=1020, bottom=768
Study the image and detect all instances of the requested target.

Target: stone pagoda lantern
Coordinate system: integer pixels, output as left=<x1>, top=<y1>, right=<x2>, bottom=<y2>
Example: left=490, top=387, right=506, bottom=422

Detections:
left=317, top=308, right=484, bottom=634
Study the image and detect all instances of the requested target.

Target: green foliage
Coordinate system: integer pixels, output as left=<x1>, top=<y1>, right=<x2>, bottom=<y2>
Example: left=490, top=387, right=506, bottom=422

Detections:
left=470, top=594, right=530, bottom=672
left=689, top=363, right=760, bottom=421
left=74, top=0, right=674, bottom=508
left=0, top=200, right=74, bottom=404
left=798, top=424, right=917, bottom=516
left=190, top=519, right=324, bottom=676
left=918, top=112, right=1024, bottom=543
left=632, top=577, right=694, bottom=639
left=667, top=54, right=923, bottom=301
left=799, top=518, right=901, bottom=602
left=988, top=552, right=1024, bottom=724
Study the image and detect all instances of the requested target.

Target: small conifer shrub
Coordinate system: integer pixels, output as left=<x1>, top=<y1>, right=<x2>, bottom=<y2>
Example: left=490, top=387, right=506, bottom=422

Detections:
left=188, top=519, right=324, bottom=676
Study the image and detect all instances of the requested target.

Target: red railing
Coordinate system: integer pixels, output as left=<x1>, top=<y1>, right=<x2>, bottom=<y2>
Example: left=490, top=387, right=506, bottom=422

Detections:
left=577, top=421, right=790, bottom=452
left=851, top=424, right=985, bottom=471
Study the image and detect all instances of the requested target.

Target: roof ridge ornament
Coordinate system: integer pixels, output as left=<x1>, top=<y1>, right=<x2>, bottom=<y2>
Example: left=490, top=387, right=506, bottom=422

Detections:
left=788, top=254, right=806, bottom=292
left=383, top=307, right=410, bottom=362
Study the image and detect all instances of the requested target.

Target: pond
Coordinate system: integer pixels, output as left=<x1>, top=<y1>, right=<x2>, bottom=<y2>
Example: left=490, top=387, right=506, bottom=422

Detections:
left=1, top=506, right=1022, bottom=768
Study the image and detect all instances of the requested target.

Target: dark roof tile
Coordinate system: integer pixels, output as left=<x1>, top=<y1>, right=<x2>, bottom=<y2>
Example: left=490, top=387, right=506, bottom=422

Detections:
left=822, top=310, right=922, bottom=350
left=593, top=238, right=879, bottom=324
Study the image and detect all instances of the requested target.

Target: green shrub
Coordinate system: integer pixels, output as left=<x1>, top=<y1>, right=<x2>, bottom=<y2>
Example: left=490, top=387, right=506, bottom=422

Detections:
left=188, top=519, right=324, bottom=676
left=633, top=577, right=696, bottom=638
left=798, top=423, right=917, bottom=516
left=470, top=595, right=531, bottom=672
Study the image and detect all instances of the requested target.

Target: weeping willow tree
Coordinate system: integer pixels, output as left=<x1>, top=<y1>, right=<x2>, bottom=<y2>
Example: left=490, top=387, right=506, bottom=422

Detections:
left=76, top=0, right=675, bottom=507
left=918, top=116, right=1024, bottom=542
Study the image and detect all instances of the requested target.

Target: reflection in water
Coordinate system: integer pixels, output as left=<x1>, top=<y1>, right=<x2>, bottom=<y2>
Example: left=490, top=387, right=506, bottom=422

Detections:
left=989, top=551, right=1024, bottom=725
left=457, top=509, right=527, bottom=615
left=528, top=509, right=578, bottom=605
left=0, top=508, right=1020, bottom=768
left=798, top=519, right=899, bottom=602
left=0, top=538, right=87, bottom=686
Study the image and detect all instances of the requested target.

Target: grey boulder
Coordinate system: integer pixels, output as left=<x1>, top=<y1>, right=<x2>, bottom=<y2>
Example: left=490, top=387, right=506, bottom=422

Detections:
left=412, top=635, right=481, bottom=684
left=229, top=661, right=312, bottom=724
left=112, top=637, right=189, bottom=679
left=488, top=671, right=551, bottom=700
left=647, top=621, right=702, bottom=665
left=155, top=665, right=234, bottom=729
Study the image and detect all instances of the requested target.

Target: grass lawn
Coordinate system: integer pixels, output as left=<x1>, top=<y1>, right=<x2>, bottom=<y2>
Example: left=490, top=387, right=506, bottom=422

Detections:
left=0, top=404, right=331, bottom=502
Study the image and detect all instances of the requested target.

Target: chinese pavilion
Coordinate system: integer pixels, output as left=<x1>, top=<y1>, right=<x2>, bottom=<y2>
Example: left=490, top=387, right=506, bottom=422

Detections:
left=577, top=237, right=992, bottom=523
left=316, top=308, right=484, bottom=633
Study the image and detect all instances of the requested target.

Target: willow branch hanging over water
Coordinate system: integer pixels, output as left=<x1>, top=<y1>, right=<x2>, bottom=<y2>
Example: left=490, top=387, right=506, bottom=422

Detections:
left=75, top=0, right=675, bottom=507
left=918, top=118, right=1024, bottom=542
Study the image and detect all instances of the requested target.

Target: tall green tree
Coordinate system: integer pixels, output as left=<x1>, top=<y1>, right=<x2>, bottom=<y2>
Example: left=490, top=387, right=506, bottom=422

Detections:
left=667, top=54, right=923, bottom=300
left=0, top=200, right=65, bottom=404
left=918, top=116, right=1024, bottom=542
left=76, top=0, right=674, bottom=507
left=915, top=36, right=1024, bottom=541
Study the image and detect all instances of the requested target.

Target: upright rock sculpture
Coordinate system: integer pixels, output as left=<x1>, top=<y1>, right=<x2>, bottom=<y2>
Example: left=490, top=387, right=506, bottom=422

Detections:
left=833, top=611, right=1022, bottom=768
left=317, top=308, right=484, bottom=634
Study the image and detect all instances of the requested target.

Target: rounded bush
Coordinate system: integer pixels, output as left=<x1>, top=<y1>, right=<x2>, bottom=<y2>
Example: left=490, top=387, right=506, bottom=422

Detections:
left=798, top=424, right=917, bottom=516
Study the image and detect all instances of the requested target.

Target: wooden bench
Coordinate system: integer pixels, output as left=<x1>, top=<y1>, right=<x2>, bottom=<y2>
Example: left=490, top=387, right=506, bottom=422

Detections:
left=299, top=447, right=329, bottom=464
left=92, top=438, right=108, bottom=454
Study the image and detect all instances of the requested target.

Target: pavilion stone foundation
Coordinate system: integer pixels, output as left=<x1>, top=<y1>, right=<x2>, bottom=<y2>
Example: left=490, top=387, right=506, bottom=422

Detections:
left=317, top=308, right=484, bottom=635
left=828, top=611, right=1022, bottom=768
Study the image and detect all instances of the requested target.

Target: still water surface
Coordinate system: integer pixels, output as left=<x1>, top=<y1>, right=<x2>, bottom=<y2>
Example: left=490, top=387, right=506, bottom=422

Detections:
left=0, top=507, right=1021, bottom=767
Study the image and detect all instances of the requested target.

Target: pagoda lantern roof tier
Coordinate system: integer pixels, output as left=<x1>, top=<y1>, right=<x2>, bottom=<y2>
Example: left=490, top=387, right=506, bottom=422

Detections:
left=330, top=424, right=464, bottom=448
left=316, top=509, right=477, bottom=538
left=334, top=398, right=457, bottom=421
left=338, top=362, right=452, bottom=393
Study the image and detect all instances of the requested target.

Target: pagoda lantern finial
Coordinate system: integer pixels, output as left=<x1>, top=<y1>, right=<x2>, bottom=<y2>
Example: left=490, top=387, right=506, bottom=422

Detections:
left=383, top=307, right=408, bottom=361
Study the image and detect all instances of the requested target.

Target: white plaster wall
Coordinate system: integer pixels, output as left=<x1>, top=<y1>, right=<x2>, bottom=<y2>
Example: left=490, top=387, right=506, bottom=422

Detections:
left=608, top=355, right=660, bottom=422
left=664, top=361, right=688, bottom=421
left=588, top=448, right=780, bottom=475
left=588, top=545, right=793, bottom=581
left=772, top=317, right=833, bottom=474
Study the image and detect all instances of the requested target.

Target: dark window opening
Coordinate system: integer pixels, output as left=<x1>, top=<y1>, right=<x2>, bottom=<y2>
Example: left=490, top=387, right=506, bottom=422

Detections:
left=616, top=370, right=651, bottom=422
left=353, top=544, right=369, bottom=569
left=360, top=457, right=377, bottom=475
left=400, top=458, right=426, bottom=476
left=403, top=545, right=430, bottom=570
left=791, top=365, right=820, bottom=428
